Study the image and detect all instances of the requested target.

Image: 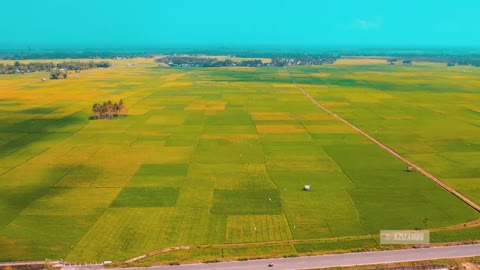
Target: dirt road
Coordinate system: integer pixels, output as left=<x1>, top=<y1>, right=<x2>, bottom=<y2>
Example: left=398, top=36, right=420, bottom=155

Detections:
left=284, top=66, right=480, bottom=213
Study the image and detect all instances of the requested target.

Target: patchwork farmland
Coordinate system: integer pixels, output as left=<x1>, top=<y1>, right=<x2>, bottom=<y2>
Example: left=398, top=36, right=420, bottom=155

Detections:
left=0, top=58, right=479, bottom=263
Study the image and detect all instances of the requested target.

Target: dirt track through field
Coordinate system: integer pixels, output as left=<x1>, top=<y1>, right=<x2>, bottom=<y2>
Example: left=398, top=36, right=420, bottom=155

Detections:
left=284, top=66, right=480, bottom=213
left=0, top=80, right=38, bottom=89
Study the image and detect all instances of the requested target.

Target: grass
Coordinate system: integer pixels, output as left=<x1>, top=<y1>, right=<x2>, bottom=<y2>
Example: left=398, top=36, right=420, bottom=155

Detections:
left=111, top=187, right=179, bottom=207
left=127, top=164, right=188, bottom=187
left=211, top=189, right=283, bottom=215
left=65, top=207, right=177, bottom=261
left=0, top=58, right=479, bottom=263
left=294, top=238, right=379, bottom=253
left=192, top=137, right=264, bottom=164
left=21, top=187, right=120, bottom=215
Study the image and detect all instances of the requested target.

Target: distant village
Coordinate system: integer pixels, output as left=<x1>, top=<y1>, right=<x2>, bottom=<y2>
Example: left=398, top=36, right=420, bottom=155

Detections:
left=156, top=55, right=337, bottom=68
left=386, top=58, right=480, bottom=67
left=0, top=61, right=111, bottom=75
left=156, top=56, right=264, bottom=67
left=271, top=55, right=337, bottom=66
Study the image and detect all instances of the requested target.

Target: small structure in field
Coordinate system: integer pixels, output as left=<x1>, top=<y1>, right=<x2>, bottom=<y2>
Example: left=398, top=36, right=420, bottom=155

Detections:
left=406, top=166, right=415, bottom=172
left=304, top=185, right=311, bottom=191
left=41, top=78, right=47, bottom=82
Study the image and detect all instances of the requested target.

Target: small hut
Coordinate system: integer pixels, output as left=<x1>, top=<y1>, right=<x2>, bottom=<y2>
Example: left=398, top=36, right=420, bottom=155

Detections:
left=304, top=185, right=311, bottom=191
left=41, top=78, right=47, bottom=82
left=406, top=166, right=415, bottom=172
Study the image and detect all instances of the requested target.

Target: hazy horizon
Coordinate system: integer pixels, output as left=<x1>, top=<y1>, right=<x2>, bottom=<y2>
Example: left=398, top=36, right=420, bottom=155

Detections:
left=2, top=0, right=480, bottom=50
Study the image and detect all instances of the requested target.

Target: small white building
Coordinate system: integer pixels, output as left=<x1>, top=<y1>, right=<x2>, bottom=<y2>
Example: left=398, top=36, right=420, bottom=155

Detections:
left=304, top=185, right=311, bottom=191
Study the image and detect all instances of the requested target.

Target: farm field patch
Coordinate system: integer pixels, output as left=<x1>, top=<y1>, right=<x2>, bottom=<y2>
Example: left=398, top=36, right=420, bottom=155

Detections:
left=0, top=58, right=479, bottom=263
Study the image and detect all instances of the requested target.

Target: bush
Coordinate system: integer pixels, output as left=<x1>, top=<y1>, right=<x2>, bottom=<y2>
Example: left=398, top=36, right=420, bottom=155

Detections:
left=50, top=69, right=67, bottom=79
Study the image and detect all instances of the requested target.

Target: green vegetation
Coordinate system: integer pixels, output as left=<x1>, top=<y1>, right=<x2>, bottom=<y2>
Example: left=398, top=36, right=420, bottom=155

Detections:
left=49, top=69, right=67, bottom=79
left=211, top=189, right=282, bottom=215
left=90, top=99, right=127, bottom=119
left=0, top=57, right=479, bottom=263
left=111, top=187, right=179, bottom=207
left=0, top=60, right=111, bottom=74
left=156, top=55, right=336, bottom=67
left=156, top=56, right=265, bottom=67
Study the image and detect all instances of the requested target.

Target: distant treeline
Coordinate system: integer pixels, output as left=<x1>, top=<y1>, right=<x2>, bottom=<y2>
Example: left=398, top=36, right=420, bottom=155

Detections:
left=385, top=58, right=480, bottom=67
left=386, top=59, right=413, bottom=65
left=3, top=48, right=480, bottom=61
left=1, top=51, right=155, bottom=60
left=0, top=61, right=111, bottom=74
left=156, top=55, right=337, bottom=67
left=271, top=55, right=336, bottom=66
left=156, top=56, right=265, bottom=67
left=455, top=59, right=480, bottom=67
left=50, top=69, right=68, bottom=79
left=0, top=49, right=341, bottom=60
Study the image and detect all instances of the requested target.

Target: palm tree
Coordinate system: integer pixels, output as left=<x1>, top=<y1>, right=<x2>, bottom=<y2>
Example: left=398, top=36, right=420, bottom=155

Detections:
left=92, top=103, right=101, bottom=119
left=118, top=99, right=127, bottom=116
left=90, top=99, right=127, bottom=120
left=101, top=102, right=108, bottom=119
left=106, top=100, right=114, bottom=119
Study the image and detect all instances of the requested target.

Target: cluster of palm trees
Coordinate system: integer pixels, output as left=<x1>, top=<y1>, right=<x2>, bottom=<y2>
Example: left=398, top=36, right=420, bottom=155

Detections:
left=91, top=99, right=127, bottom=119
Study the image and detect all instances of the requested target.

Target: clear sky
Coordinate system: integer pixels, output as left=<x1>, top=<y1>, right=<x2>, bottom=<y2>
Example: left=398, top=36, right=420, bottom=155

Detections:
left=1, top=0, right=479, bottom=49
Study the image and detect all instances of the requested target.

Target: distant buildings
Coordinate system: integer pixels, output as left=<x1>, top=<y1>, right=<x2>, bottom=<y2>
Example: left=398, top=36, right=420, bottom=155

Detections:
left=271, top=56, right=336, bottom=67
left=156, top=55, right=338, bottom=68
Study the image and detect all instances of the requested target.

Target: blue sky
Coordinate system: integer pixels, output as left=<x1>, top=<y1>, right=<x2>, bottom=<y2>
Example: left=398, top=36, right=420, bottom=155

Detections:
left=1, top=0, right=479, bottom=49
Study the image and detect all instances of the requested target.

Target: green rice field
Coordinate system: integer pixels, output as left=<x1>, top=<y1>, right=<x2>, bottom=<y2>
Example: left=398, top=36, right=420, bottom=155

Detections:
left=0, top=58, right=479, bottom=263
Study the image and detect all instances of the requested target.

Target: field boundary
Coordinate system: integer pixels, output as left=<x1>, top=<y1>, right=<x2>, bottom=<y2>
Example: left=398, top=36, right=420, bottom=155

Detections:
left=125, top=246, right=190, bottom=263
left=0, top=80, right=38, bottom=89
left=123, top=218, right=480, bottom=263
left=284, top=66, right=480, bottom=213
